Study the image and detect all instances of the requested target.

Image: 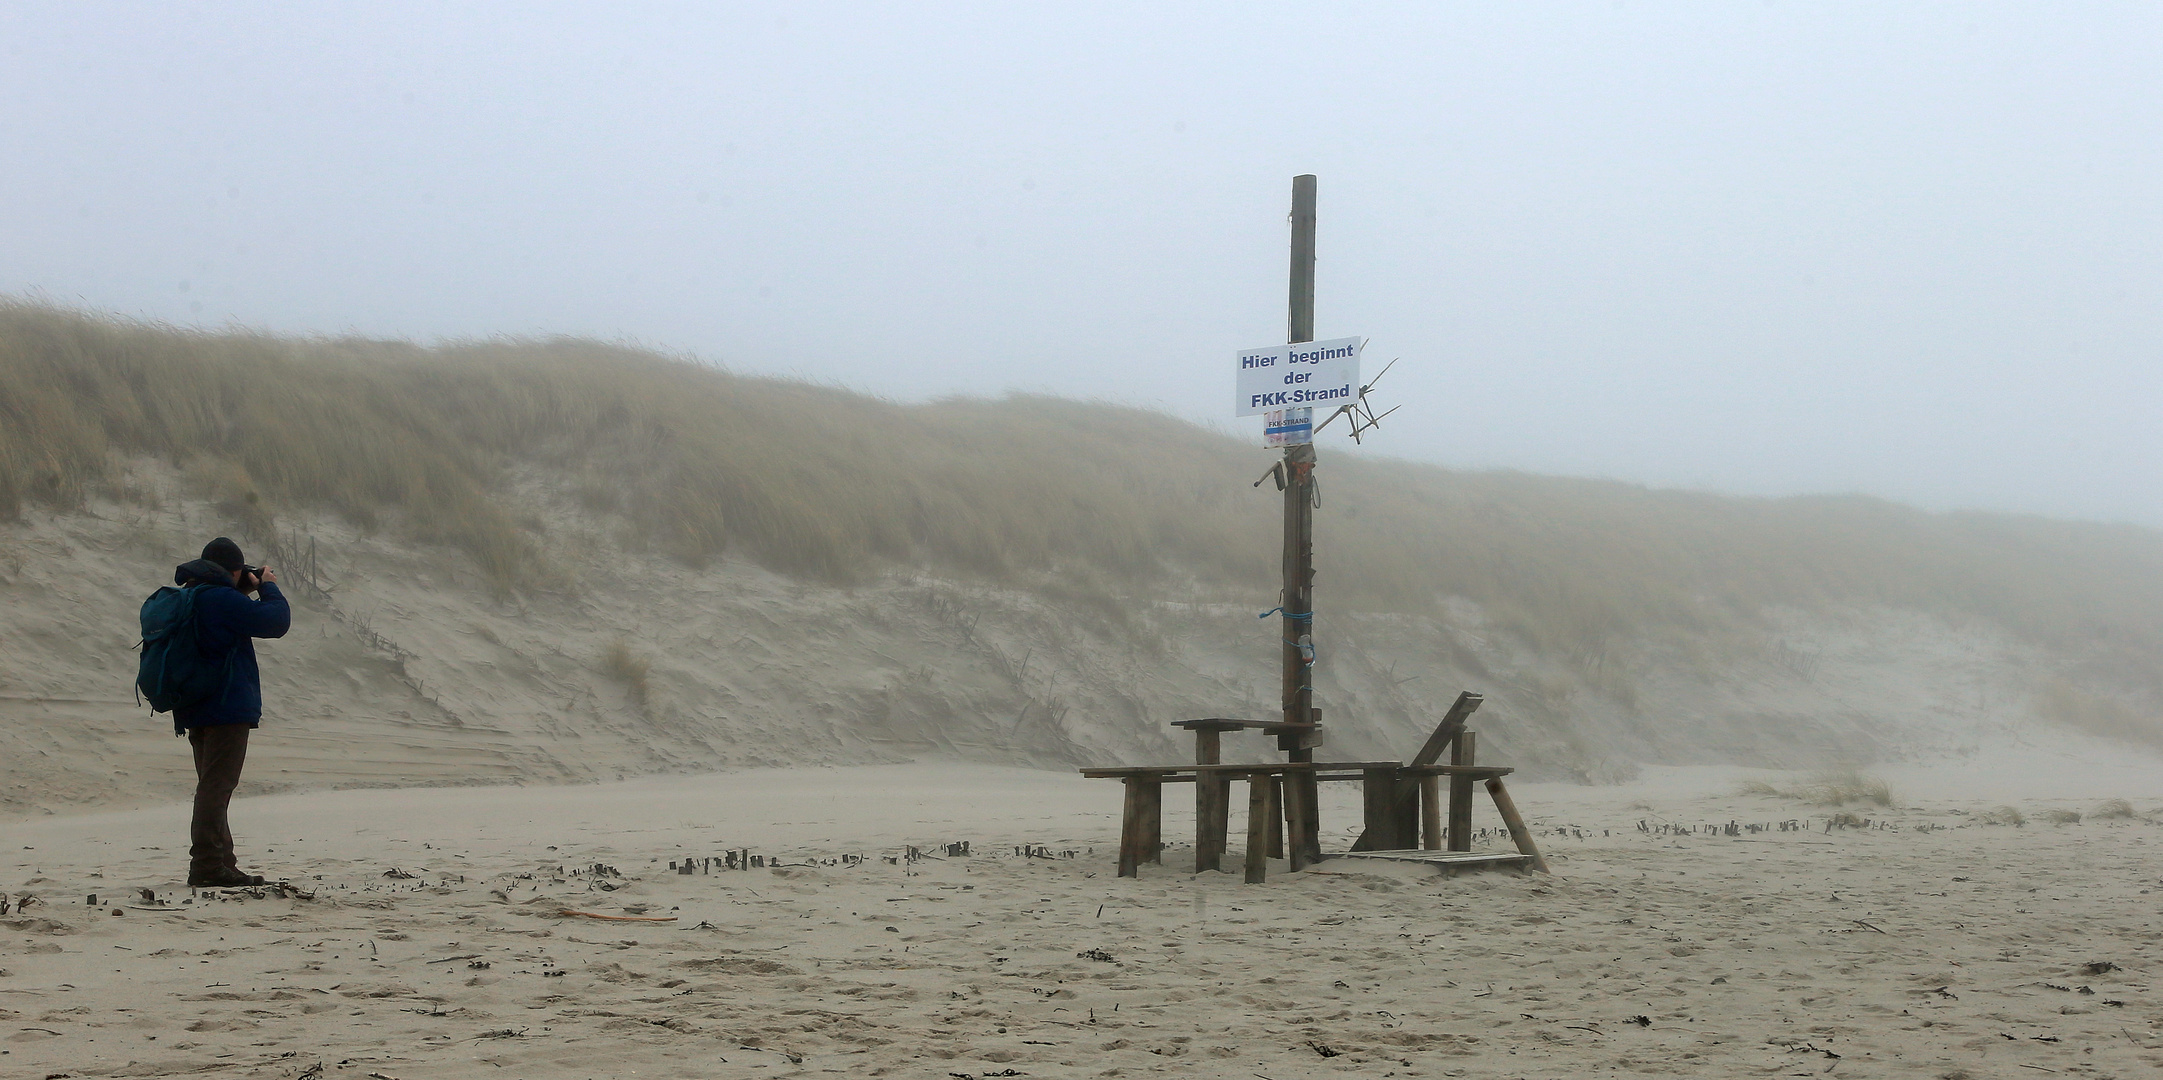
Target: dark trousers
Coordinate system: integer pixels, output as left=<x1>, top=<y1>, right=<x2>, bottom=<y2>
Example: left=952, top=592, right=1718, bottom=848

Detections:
left=187, top=724, right=251, bottom=875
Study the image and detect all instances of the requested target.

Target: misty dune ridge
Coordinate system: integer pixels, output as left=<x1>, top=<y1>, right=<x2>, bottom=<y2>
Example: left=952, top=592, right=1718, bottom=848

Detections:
left=6, top=299, right=2162, bottom=756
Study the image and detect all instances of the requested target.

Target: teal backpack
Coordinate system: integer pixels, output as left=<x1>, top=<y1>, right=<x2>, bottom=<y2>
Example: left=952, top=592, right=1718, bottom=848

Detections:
left=135, top=583, right=236, bottom=714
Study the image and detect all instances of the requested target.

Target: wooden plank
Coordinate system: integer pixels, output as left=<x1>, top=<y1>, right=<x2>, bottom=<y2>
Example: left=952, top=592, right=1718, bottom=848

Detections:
left=1244, top=772, right=1276, bottom=884
left=1410, top=691, right=1485, bottom=768
left=1172, top=718, right=1256, bottom=731
left=1171, top=718, right=1319, bottom=734
left=1419, top=774, right=1443, bottom=850
left=1275, top=728, right=1325, bottom=751
left=1200, top=760, right=1403, bottom=772
left=1485, top=777, right=1550, bottom=874
left=1117, top=777, right=1143, bottom=878
left=1395, top=764, right=1514, bottom=778
left=1448, top=731, right=1477, bottom=852
left=1334, top=850, right=1531, bottom=867
left=1082, top=760, right=1406, bottom=779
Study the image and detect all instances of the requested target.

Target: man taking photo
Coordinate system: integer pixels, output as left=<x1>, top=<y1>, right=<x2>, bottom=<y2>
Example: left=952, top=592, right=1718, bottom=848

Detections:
left=168, top=537, right=291, bottom=888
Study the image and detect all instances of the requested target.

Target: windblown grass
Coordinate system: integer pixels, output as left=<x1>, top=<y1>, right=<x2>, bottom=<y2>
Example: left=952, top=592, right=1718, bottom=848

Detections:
left=9, top=299, right=2163, bottom=735
left=2035, top=680, right=2163, bottom=753
left=599, top=640, right=651, bottom=707
left=1736, top=769, right=1894, bottom=807
left=2091, top=798, right=2135, bottom=820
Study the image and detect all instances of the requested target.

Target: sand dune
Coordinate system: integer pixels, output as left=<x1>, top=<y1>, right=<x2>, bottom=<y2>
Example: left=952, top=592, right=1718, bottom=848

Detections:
left=0, top=481, right=2097, bottom=818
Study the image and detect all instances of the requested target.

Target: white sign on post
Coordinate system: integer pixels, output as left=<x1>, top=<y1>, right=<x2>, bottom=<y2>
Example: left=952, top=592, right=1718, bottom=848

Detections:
left=1235, top=337, right=1362, bottom=417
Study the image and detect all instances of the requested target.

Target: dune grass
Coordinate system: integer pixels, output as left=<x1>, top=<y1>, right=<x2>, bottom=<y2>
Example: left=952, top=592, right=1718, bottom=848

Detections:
left=9, top=299, right=2163, bottom=734
left=1736, top=769, right=1895, bottom=807
left=599, top=639, right=652, bottom=708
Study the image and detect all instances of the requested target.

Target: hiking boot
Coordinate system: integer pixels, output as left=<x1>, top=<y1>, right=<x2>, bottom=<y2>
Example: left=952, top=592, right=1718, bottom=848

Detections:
left=188, top=867, right=268, bottom=888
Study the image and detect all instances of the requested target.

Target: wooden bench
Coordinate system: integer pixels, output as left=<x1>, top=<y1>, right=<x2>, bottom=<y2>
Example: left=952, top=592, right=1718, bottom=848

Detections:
left=1082, top=694, right=1548, bottom=883
left=1081, top=762, right=1390, bottom=880
left=1080, top=762, right=1521, bottom=880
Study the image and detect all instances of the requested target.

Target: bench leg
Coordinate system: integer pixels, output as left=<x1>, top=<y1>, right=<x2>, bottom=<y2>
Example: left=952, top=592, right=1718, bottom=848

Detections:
left=1117, top=777, right=1143, bottom=878
left=1394, top=775, right=1420, bottom=851
left=1359, top=767, right=1398, bottom=851
left=1284, top=771, right=1322, bottom=869
left=1485, top=777, right=1551, bottom=874
left=1267, top=776, right=1284, bottom=858
left=1195, top=774, right=1228, bottom=873
left=1137, top=779, right=1163, bottom=865
left=1244, top=773, right=1276, bottom=884
left=1419, top=774, right=1443, bottom=850
left=1448, top=731, right=1477, bottom=852
left=1301, top=771, right=1324, bottom=864
left=1282, top=776, right=1309, bottom=872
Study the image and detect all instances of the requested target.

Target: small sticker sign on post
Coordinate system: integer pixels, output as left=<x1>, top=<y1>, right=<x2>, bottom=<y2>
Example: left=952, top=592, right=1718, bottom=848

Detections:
left=1263, top=407, right=1313, bottom=447
left=1235, top=336, right=1362, bottom=417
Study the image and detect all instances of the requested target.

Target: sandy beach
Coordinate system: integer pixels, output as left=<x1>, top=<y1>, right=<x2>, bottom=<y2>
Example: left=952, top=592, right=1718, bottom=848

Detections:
left=7, top=757, right=2163, bottom=1079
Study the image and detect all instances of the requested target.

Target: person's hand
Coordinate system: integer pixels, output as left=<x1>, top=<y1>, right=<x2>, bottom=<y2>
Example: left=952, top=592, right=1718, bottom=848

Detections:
left=257, top=566, right=276, bottom=586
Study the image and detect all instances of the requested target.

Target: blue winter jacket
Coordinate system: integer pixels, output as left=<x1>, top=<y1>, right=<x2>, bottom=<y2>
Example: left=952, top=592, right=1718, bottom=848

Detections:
left=169, top=558, right=291, bottom=734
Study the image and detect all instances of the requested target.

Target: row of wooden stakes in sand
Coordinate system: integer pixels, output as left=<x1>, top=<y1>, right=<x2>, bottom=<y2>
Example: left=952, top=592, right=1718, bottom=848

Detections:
left=661, top=841, right=990, bottom=875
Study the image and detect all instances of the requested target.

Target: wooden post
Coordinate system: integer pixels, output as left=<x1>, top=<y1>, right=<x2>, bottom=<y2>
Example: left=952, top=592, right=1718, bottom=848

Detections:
left=1117, top=777, right=1144, bottom=878
left=1358, top=767, right=1398, bottom=851
left=1280, top=176, right=1329, bottom=869
left=1194, top=729, right=1222, bottom=765
left=1137, top=778, right=1162, bottom=866
left=1393, top=774, right=1420, bottom=850
left=1448, top=731, right=1477, bottom=852
left=1290, top=174, right=1316, bottom=344
left=1281, top=174, right=1318, bottom=741
left=1244, top=772, right=1276, bottom=884
left=1196, top=775, right=1227, bottom=873
left=1419, top=774, right=1443, bottom=850
left=1195, top=731, right=1228, bottom=873
left=1282, top=769, right=1310, bottom=872
left=1267, top=775, right=1285, bottom=858
left=1485, top=777, right=1551, bottom=874
left=1291, top=767, right=1322, bottom=865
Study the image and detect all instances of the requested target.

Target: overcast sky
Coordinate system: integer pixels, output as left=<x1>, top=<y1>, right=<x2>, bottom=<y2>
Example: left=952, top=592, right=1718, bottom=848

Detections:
left=5, top=3, right=2160, bottom=525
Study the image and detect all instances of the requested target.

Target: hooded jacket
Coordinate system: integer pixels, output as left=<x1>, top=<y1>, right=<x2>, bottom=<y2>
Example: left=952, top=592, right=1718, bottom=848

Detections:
left=169, top=558, right=291, bottom=733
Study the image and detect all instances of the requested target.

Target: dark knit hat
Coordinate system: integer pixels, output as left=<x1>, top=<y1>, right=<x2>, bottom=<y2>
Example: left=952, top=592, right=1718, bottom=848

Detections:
left=201, top=537, right=246, bottom=573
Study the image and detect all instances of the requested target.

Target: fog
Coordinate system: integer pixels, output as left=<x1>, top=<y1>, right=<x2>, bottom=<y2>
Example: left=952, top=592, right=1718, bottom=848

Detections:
left=5, top=2, right=2160, bottom=524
